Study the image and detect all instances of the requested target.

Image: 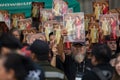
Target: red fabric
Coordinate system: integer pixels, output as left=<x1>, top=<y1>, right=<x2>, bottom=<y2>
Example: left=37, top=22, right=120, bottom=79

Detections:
left=103, top=7, right=108, bottom=14
left=21, top=46, right=31, bottom=57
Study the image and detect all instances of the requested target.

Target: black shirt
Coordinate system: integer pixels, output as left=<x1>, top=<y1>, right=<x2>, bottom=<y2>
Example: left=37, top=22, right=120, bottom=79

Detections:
left=82, top=63, right=113, bottom=80
left=64, top=54, right=92, bottom=80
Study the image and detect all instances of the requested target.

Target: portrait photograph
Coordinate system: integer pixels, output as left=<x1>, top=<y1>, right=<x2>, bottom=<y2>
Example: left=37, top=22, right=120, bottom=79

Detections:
left=40, top=9, right=55, bottom=22
left=63, top=13, right=85, bottom=42
left=93, top=1, right=109, bottom=20
left=43, top=20, right=62, bottom=44
left=89, top=23, right=99, bottom=44
left=18, top=18, right=32, bottom=30
left=32, top=2, right=44, bottom=19
left=0, top=10, right=10, bottom=29
left=11, top=13, right=25, bottom=28
left=99, top=13, right=119, bottom=40
left=52, top=0, right=68, bottom=16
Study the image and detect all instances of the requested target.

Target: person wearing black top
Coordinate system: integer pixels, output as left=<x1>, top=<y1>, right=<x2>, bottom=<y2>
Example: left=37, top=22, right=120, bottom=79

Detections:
left=82, top=43, right=113, bottom=80
left=63, top=43, right=92, bottom=80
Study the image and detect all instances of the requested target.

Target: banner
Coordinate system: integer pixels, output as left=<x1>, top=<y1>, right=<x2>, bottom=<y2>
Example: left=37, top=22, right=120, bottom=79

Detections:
left=0, top=0, right=80, bottom=17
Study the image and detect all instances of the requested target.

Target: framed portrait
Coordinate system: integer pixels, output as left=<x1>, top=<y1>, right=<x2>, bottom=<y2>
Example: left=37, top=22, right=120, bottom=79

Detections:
left=116, top=13, right=120, bottom=37
left=40, top=9, right=55, bottom=22
left=52, top=0, right=68, bottom=16
left=0, top=10, right=4, bottom=21
left=99, top=13, right=119, bottom=41
left=43, top=20, right=63, bottom=44
left=32, top=2, right=44, bottom=19
left=26, top=33, right=46, bottom=44
left=89, top=23, right=99, bottom=43
left=18, top=18, right=32, bottom=30
left=63, top=13, right=85, bottom=42
left=11, top=13, right=25, bottom=28
left=22, top=28, right=36, bottom=35
left=0, top=10, right=10, bottom=29
left=85, top=14, right=96, bottom=32
left=93, top=1, right=109, bottom=20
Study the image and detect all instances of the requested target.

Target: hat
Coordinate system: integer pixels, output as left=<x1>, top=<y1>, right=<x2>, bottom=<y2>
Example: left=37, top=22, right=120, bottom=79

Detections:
left=72, top=42, right=85, bottom=47
left=29, top=40, right=49, bottom=60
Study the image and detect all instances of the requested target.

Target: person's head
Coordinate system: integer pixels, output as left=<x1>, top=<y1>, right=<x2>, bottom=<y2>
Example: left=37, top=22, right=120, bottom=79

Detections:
left=29, top=40, right=49, bottom=62
left=47, top=23, right=50, bottom=27
left=75, top=16, right=80, bottom=21
left=90, top=16, right=94, bottom=21
left=115, top=53, right=120, bottom=75
left=14, top=15, right=17, bottom=18
left=0, top=33, right=22, bottom=55
left=9, top=28, right=21, bottom=41
left=49, top=32, right=55, bottom=42
left=85, top=38, right=90, bottom=51
left=71, top=43, right=86, bottom=63
left=91, top=43, right=112, bottom=66
left=4, top=12, right=8, bottom=17
left=102, top=3, right=106, bottom=7
left=0, top=53, right=41, bottom=80
left=93, top=25, right=96, bottom=28
left=107, top=40, right=117, bottom=51
left=96, top=3, right=100, bottom=6
left=69, top=16, right=72, bottom=20
left=110, top=17, right=114, bottom=22
left=19, top=16, right=23, bottom=20
left=104, top=17, right=107, bottom=20
left=85, top=16, right=88, bottom=19
left=53, top=24, right=59, bottom=31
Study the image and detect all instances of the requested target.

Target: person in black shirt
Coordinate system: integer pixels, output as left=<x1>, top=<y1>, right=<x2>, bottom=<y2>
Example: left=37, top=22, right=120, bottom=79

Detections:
left=82, top=43, right=113, bottom=80
left=63, top=42, right=92, bottom=80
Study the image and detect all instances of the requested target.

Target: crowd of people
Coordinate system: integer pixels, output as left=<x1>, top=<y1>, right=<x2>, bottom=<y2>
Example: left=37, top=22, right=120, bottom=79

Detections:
left=0, top=27, right=119, bottom=80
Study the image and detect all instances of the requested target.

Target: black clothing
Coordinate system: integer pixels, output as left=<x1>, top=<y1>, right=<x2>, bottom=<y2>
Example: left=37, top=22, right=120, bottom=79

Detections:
left=82, top=63, right=113, bottom=80
left=56, top=56, right=64, bottom=71
left=33, top=63, right=45, bottom=80
left=64, top=54, right=92, bottom=80
left=37, top=61, right=67, bottom=80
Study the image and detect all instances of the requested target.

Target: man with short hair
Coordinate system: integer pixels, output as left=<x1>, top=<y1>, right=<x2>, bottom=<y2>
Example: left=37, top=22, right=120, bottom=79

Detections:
left=63, top=42, right=92, bottom=80
left=0, top=33, right=22, bottom=55
left=82, top=43, right=113, bottom=80
left=107, top=40, right=117, bottom=58
left=29, top=40, right=67, bottom=80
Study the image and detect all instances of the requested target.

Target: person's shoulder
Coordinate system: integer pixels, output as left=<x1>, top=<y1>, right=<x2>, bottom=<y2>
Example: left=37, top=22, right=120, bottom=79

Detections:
left=50, top=65, right=65, bottom=74
left=45, top=67, right=67, bottom=80
left=82, top=70, right=100, bottom=80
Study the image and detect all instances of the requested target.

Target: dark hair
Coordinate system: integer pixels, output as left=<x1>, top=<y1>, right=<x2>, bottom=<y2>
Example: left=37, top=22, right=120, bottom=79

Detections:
left=9, top=28, right=21, bottom=35
left=0, top=33, right=22, bottom=50
left=3, top=53, right=36, bottom=80
left=112, top=53, right=120, bottom=80
left=86, top=38, right=89, bottom=42
left=115, top=53, right=120, bottom=65
left=30, top=40, right=49, bottom=61
left=92, top=43, right=112, bottom=63
left=49, top=32, right=54, bottom=38
left=116, top=37, right=120, bottom=53
left=9, top=28, right=24, bottom=42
